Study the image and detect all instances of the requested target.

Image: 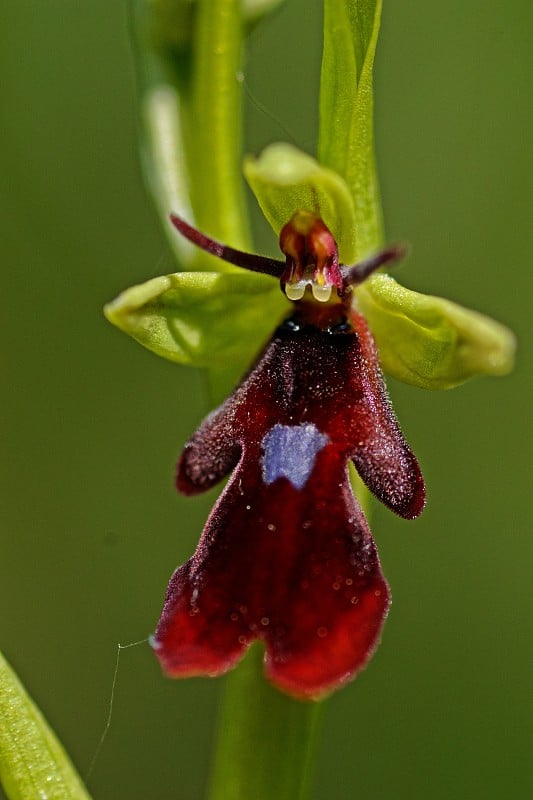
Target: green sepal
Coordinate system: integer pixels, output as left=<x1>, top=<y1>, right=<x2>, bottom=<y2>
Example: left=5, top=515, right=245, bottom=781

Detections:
left=0, top=650, right=92, bottom=800
left=244, top=143, right=358, bottom=263
left=358, top=274, right=516, bottom=389
left=105, top=271, right=288, bottom=369
left=319, top=0, right=383, bottom=257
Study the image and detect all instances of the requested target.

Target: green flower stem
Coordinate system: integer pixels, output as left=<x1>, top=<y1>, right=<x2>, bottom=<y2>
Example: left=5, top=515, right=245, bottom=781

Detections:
left=190, top=0, right=251, bottom=248
left=207, top=472, right=370, bottom=800
left=207, top=646, right=322, bottom=800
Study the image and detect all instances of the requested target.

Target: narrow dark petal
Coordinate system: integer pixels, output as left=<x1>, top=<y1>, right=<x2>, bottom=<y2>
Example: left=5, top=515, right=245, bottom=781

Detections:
left=342, top=243, right=408, bottom=287
left=177, top=408, right=241, bottom=496
left=169, top=214, right=285, bottom=277
left=348, top=310, right=426, bottom=518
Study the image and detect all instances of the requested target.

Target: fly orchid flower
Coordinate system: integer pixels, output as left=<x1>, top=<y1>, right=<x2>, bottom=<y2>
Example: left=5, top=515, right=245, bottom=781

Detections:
left=106, top=0, right=515, bottom=705
left=151, top=211, right=425, bottom=699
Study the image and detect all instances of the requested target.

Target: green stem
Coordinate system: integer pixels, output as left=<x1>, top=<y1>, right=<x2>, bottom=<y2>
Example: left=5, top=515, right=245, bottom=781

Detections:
left=190, top=0, right=250, bottom=248
left=206, top=473, right=368, bottom=800
left=207, top=646, right=322, bottom=800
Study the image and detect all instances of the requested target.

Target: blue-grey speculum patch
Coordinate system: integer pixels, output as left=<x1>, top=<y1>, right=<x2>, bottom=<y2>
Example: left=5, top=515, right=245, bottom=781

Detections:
left=261, top=423, right=330, bottom=490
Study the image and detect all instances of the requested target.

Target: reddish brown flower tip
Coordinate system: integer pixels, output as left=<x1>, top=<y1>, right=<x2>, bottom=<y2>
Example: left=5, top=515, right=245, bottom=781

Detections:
left=153, top=307, right=425, bottom=699
left=169, top=211, right=405, bottom=302
left=169, top=213, right=285, bottom=278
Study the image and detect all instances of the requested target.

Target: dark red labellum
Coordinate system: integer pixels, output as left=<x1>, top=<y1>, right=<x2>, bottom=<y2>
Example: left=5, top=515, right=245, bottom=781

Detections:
left=153, top=225, right=426, bottom=699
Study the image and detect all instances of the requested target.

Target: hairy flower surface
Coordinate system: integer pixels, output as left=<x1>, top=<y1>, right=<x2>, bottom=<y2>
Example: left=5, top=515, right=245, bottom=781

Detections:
left=152, top=212, right=425, bottom=698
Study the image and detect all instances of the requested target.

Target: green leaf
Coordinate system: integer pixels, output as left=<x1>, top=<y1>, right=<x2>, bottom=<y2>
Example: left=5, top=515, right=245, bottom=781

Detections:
left=0, top=650, right=92, bottom=800
left=105, top=271, right=288, bottom=370
left=244, top=143, right=358, bottom=262
left=357, top=274, right=516, bottom=389
left=319, top=0, right=383, bottom=257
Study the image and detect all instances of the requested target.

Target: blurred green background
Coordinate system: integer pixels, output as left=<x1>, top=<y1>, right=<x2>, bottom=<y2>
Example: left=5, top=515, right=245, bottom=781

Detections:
left=1, top=1, right=531, bottom=799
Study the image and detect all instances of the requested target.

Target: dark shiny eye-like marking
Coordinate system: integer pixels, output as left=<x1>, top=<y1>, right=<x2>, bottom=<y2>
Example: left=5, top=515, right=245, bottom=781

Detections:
left=327, top=319, right=352, bottom=334
left=279, top=317, right=301, bottom=334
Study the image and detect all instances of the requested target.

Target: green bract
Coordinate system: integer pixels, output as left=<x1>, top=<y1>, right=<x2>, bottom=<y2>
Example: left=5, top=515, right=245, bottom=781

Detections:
left=0, top=650, right=92, bottom=800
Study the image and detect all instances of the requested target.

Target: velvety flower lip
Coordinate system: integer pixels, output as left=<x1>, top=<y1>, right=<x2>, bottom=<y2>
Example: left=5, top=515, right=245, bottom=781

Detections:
left=152, top=213, right=425, bottom=699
